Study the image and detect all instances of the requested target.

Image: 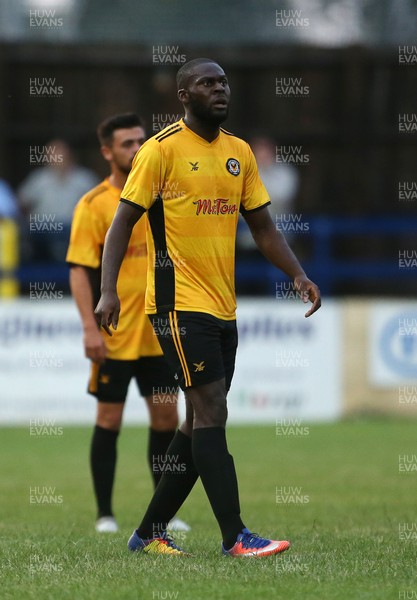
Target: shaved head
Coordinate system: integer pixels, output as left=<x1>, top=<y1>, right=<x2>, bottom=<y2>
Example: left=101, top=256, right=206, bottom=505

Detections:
left=176, top=58, right=218, bottom=90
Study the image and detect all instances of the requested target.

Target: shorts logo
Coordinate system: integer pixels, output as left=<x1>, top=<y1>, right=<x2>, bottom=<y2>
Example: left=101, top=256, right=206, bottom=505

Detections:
left=226, top=158, right=240, bottom=176
left=99, top=374, right=110, bottom=384
left=193, top=361, right=205, bottom=372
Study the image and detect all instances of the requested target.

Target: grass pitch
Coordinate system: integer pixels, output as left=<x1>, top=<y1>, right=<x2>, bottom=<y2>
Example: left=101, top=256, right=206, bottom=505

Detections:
left=0, top=420, right=415, bottom=599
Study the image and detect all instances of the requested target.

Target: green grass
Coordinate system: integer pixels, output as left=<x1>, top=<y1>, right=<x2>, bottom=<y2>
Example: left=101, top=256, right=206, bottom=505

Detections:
left=1, top=420, right=416, bottom=599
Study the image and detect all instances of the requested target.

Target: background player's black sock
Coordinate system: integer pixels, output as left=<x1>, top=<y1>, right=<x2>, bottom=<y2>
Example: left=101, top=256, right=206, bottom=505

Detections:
left=192, top=427, right=245, bottom=550
left=137, top=429, right=198, bottom=538
left=148, top=428, right=176, bottom=488
left=90, top=425, right=119, bottom=518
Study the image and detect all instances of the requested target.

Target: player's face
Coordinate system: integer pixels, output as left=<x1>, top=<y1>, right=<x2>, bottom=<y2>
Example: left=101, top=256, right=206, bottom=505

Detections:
left=182, top=63, right=230, bottom=125
left=105, top=126, right=146, bottom=175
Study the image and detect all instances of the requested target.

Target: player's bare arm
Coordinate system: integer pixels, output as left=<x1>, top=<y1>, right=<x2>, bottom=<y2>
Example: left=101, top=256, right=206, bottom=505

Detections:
left=243, top=206, right=321, bottom=317
left=94, top=201, right=145, bottom=335
left=70, top=265, right=107, bottom=363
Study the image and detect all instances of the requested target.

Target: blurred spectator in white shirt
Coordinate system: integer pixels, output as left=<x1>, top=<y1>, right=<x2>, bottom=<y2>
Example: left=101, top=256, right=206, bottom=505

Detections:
left=19, top=139, right=98, bottom=223
left=18, top=139, right=99, bottom=261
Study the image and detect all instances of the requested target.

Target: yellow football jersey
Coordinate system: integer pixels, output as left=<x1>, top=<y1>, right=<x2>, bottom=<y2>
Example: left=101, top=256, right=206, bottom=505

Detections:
left=66, top=178, right=162, bottom=360
left=121, top=119, right=270, bottom=320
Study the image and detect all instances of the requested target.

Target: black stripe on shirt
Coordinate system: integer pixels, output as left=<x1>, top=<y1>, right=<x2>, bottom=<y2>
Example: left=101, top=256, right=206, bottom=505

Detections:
left=240, top=201, right=271, bottom=215
left=156, top=126, right=183, bottom=143
left=147, top=194, right=175, bottom=313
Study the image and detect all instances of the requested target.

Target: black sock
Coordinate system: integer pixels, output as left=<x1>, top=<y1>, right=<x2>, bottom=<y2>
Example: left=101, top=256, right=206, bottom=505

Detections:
left=90, top=425, right=119, bottom=518
left=192, top=427, right=245, bottom=550
left=148, top=428, right=176, bottom=488
left=137, top=429, right=198, bottom=538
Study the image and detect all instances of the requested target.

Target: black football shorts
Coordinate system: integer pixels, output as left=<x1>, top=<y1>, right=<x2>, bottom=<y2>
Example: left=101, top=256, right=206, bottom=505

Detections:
left=149, top=311, right=238, bottom=392
left=88, top=355, right=177, bottom=403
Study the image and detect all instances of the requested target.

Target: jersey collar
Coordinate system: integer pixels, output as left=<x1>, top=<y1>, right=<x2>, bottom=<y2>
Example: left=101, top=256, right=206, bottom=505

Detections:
left=181, top=118, right=221, bottom=147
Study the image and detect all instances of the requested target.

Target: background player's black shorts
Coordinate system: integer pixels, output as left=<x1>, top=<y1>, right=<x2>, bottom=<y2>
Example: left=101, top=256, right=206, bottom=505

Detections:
left=88, top=355, right=177, bottom=403
left=149, top=311, right=238, bottom=392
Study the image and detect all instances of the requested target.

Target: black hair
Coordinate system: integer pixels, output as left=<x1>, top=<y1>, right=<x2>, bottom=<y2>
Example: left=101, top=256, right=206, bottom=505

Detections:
left=97, top=113, right=145, bottom=146
left=176, top=58, right=218, bottom=90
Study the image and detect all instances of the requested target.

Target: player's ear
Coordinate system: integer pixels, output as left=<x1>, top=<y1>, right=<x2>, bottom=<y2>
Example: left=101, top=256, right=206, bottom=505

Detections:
left=100, top=145, right=112, bottom=162
left=177, top=88, right=188, bottom=102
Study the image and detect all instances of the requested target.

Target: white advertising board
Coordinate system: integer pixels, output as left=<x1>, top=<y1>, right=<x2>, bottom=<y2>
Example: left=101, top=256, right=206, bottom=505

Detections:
left=0, top=299, right=157, bottom=425
left=369, top=301, right=417, bottom=387
left=0, top=298, right=341, bottom=424
left=229, top=299, right=342, bottom=423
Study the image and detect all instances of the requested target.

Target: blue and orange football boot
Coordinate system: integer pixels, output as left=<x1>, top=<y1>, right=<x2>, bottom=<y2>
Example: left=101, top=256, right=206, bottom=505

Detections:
left=222, top=528, right=290, bottom=558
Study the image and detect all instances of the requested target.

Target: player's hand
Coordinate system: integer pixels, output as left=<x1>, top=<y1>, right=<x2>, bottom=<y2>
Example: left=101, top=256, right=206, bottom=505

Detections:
left=83, top=326, right=107, bottom=363
left=94, top=291, right=120, bottom=336
left=294, top=274, right=321, bottom=318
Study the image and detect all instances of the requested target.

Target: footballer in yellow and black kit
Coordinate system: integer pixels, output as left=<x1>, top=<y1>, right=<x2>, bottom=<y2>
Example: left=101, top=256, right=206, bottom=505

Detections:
left=120, top=118, right=270, bottom=391
left=66, top=177, right=176, bottom=400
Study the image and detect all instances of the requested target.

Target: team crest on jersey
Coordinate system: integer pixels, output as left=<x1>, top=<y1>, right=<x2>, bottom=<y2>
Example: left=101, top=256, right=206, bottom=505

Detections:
left=226, top=158, right=240, bottom=176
